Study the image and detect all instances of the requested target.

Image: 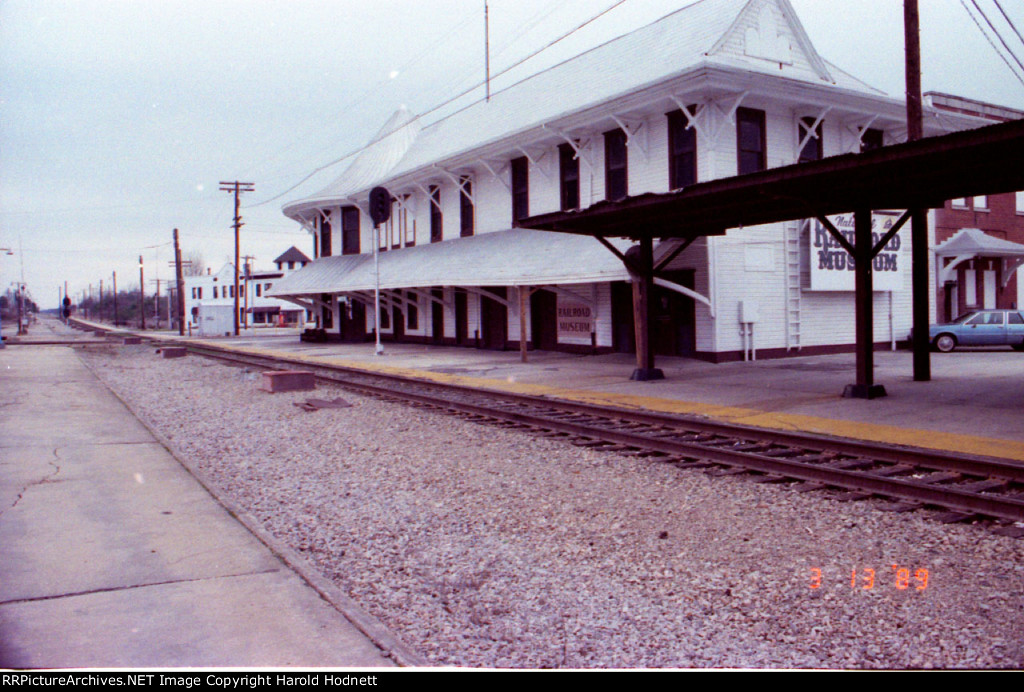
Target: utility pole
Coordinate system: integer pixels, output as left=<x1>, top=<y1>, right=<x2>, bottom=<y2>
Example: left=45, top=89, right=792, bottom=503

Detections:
left=219, top=181, right=255, bottom=336
left=18, top=238, right=26, bottom=334
left=485, top=1, right=491, bottom=102
left=149, top=278, right=163, bottom=328
left=139, top=255, right=145, bottom=330
left=242, top=254, right=255, bottom=330
left=904, top=0, right=930, bottom=382
left=112, top=272, right=118, bottom=326
left=173, top=228, right=185, bottom=336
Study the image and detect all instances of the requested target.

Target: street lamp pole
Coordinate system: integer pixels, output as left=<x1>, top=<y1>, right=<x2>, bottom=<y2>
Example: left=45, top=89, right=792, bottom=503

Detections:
left=0, top=247, right=11, bottom=347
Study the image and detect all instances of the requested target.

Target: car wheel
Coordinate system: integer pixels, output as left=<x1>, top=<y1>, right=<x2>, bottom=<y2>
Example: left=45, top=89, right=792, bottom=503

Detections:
left=1012, top=342, right=1024, bottom=352
left=934, top=334, right=957, bottom=353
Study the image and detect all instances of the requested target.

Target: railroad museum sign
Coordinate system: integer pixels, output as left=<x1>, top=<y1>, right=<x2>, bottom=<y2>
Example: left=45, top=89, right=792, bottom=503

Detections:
left=557, top=301, right=594, bottom=338
left=810, top=211, right=907, bottom=291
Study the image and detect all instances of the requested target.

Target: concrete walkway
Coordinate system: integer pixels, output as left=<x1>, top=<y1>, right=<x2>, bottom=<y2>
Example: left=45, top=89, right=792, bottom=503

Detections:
left=0, top=344, right=396, bottom=668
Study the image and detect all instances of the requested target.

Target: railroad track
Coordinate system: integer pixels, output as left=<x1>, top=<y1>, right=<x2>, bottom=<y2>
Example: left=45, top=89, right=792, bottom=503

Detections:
left=69, top=320, right=1024, bottom=532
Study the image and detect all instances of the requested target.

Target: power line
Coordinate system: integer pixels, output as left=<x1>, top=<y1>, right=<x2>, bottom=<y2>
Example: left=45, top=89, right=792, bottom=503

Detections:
left=994, top=0, right=1024, bottom=55
left=970, top=0, right=1024, bottom=76
left=961, top=0, right=1024, bottom=87
left=248, top=0, right=631, bottom=209
left=236, top=10, right=482, bottom=185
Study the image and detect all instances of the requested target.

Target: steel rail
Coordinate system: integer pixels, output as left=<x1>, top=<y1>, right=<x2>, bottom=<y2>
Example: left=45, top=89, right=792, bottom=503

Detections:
left=178, top=340, right=1024, bottom=483
left=70, top=321, right=1024, bottom=524
left=172, top=340, right=1024, bottom=524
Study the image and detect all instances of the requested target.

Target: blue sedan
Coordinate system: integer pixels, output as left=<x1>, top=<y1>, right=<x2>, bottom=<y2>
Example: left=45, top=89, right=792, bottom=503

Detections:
left=929, top=309, right=1024, bottom=352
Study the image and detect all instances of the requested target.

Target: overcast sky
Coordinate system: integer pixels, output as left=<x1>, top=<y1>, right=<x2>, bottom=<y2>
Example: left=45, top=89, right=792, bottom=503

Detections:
left=2, top=0, right=1023, bottom=309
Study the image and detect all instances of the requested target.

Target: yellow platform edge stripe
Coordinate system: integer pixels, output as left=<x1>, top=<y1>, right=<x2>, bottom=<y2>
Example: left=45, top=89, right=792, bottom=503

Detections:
left=214, top=342, right=1024, bottom=464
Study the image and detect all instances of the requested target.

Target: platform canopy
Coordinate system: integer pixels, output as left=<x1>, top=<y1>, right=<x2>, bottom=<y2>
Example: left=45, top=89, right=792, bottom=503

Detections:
left=266, top=229, right=633, bottom=299
left=518, top=119, right=1024, bottom=240
left=935, top=227, right=1024, bottom=286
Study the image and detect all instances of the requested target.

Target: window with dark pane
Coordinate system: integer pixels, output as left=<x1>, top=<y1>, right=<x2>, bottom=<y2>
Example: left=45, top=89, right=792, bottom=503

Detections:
left=460, top=176, right=474, bottom=237
left=559, top=143, right=580, bottom=211
left=798, top=117, right=822, bottom=163
left=736, top=107, right=766, bottom=175
left=667, top=110, right=697, bottom=189
left=511, top=157, right=529, bottom=224
left=341, top=206, right=360, bottom=255
left=319, top=212, right=332, bottom=257
left=429, top=185, right=442, bottom=243
left=861, top=128, right=884, bottom=153
left=604, top=129, right=628, bottom=201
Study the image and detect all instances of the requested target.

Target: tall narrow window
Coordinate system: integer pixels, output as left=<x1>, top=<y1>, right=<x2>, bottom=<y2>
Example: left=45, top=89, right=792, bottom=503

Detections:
left=667, top=110, right=697, bottom=190
left=401, top=194, right=415, bottom=247
left=604, top=129, right=628, bottom=201
left=341, top=206, right=360, bottom=255
left=559, top=143, right=580, bottom=211
left=319, top=212, right=332, bottom=257
left=797, top=117, right=822, bottom=163
left=861, top=128, right=884, bottom=152
left=406, top=291, right=419, bottom=330
left=511, top=157, right=529, bottom=224
left=460, top=176, right=474, bottom=237
left=429, top=185, right=443, bottom=242
left=737, top=107, right=766, bottom=175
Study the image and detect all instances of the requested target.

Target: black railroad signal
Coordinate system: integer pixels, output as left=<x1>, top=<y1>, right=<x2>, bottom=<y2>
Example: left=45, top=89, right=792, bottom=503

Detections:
left=369, top=186, right=391, bottom=226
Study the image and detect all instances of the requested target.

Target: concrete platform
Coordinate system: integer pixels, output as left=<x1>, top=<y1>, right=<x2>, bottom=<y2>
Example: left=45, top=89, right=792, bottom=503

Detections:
left=190, top=333, right=1024, bottom=462
left=0, top=343, right=397, bottom=668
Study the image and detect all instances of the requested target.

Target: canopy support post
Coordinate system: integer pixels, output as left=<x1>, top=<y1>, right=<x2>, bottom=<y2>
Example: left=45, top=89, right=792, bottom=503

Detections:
left=630, top=235, right=663, bottom=382
left=844, top=208, right=886, bottom=399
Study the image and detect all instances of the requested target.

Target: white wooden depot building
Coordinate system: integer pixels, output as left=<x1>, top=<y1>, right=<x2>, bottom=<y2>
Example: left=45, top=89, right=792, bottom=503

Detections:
left=269, top=0, right=987, bottom=361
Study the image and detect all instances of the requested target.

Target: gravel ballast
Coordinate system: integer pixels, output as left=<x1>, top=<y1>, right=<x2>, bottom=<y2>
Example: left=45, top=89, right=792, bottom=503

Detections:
left=80, top=345, right=1024, bottom=669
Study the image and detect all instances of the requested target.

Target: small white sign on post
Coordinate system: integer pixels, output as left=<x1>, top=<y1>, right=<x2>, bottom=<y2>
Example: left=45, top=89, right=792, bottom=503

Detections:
left=557, top=302, right=593, bottom=337
left=809, top=211, right=906, bottom=291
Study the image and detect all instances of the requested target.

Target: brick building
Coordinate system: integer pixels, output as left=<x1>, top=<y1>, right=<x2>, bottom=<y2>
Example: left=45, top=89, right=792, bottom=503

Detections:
left=927, top=93, right=1024, bottom=321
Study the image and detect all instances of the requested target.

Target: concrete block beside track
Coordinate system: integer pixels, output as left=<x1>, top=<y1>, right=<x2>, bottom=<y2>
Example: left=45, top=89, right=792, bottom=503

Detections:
left=261, top=370, right=316, bottom=393
left=159, top=347, right=188, bottom=359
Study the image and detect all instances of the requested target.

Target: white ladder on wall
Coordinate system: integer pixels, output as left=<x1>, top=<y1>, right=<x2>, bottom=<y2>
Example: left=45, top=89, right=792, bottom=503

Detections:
left=784, top=221, right=804, bottom=351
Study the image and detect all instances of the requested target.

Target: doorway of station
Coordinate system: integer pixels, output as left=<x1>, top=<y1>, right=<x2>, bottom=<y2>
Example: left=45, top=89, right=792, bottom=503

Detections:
left=431, top=288, right=445, bottom=344
left=481, top=287, right=508, bottom=350
left=390, top=303, right=405, bottom=342
left=338, top=299, right=365, bottom=342
left=320, top=293, right=334, bottom=330
left=611, top=270, right=696, bottom=357
left=455, top=289, right=469, bottom=345
left=530, top=289, right=558, bottom=351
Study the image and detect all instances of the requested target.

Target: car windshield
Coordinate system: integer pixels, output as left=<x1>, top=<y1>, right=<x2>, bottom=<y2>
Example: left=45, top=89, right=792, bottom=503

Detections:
left=950, top=312, right=978, bottom=324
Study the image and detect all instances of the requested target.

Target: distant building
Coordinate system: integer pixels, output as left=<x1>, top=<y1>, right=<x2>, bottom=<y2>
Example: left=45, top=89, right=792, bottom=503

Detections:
left=927, top=93, right=1024, bottom=321
left=270, top=0, right=999, bottom=360
left=184, top=247, right=311, bottom=336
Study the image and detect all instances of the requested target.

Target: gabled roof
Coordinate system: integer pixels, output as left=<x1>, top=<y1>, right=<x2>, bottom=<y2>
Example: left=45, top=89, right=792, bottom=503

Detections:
left=935, top=228, right=1024, bottom=258
left=297, top=107, right=421, bottom=208
left=284, top=0, right=887, bottom=217
left=273, top=246, right=312, bottom=265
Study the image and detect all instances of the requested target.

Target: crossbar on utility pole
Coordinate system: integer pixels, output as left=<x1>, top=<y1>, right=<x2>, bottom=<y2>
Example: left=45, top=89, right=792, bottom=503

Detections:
left=219, top=181, right=255, bottom=336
